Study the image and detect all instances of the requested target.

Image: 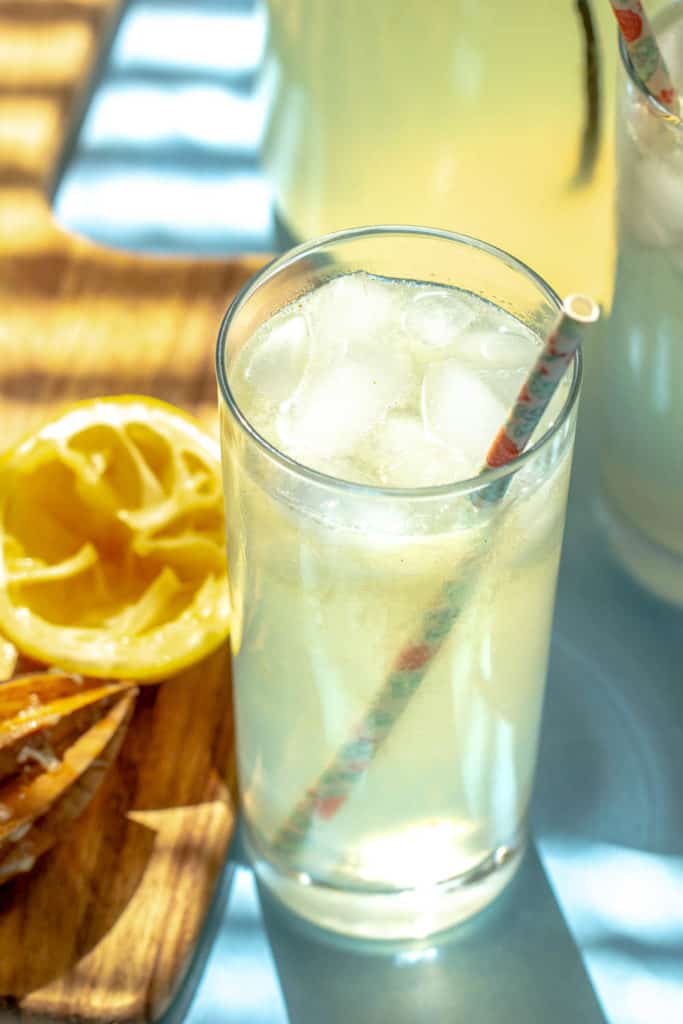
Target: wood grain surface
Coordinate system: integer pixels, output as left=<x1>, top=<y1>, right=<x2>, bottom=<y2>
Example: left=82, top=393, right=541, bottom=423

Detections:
left=0, top=1, right=265, bottom=1019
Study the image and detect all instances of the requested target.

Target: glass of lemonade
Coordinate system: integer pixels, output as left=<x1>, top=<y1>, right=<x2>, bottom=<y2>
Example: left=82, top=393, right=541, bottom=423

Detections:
left=216, top=227, right=581, bottom=941
left=599, top=1, right=683, bottom=604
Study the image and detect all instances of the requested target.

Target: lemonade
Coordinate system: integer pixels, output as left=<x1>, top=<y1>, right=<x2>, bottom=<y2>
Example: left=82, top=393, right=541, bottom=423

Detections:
left=261, top=0, right=617, bottom=304
left=600, top=1, right=683, bottom=604
left=217, top=228, right=580, bottom=939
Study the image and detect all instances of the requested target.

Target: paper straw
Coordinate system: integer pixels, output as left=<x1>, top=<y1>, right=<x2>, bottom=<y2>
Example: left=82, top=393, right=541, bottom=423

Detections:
left=609, top=0, right=679, bottom=112
left=473, top=294, right=600, bottom=507
left=272, top=295, right=600, bottom=858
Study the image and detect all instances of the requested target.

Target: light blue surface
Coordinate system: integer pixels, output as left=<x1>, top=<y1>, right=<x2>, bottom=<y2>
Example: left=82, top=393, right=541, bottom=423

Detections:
left=186, top=865, right=289, bottom=1024
left=533, top=335, right=683, bottom=1024
left=55, top=0, right=274, bottom=253
left=54, top=4, right=683, bottom=1021
left=255, top=840, right=606, bottom=1023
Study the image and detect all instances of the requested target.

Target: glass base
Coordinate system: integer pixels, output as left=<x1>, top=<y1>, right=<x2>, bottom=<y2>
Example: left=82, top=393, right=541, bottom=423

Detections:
left=245, top=830, right=526, bottom=942
left=598, top=496, right=683, bottom=607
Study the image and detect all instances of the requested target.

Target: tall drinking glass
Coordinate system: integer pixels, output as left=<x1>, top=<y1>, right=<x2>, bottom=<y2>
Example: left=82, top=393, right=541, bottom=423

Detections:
left=216, top=227, right=581, bottom=941
left=599, top=1, right=683, bottom=604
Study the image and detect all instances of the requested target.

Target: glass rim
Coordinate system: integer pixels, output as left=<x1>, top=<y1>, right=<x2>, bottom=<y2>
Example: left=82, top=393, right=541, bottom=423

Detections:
left=215, top=224, right=583, bottom=501
left=619, top=21, right=683, bottom=129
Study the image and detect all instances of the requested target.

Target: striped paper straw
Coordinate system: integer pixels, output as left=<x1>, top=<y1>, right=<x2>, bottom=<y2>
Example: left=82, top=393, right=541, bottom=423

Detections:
left=273, top=295, right=600, bottom=858
left=473, top=294, right=599, bottom=507
left=609, top=0, right=679, bottom=112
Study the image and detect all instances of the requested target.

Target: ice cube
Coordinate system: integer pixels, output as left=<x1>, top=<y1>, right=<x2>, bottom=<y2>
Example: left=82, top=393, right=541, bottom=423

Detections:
left=421, top=360, right=506, bottom=471
left=372, top=411, right=471, bottom=487
left=625, top=95, right=672, bottom=156
left=242, top=313, right=310, bottom=406
left=402, top=288, right=477, bottom=350
left=345, top=332, right=418, bottom=412
left=624, top=152, right=683, bottom=247
left=482, top=361, right=535, bottom=411
left=307, top=273, right=399, bottom=362
left=451, top=328, right=538, bottom=370
left=277, top=364, right=391, bottom=463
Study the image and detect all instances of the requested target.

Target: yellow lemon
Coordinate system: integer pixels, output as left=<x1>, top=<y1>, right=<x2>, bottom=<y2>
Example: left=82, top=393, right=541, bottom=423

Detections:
left=0, top=397, right=230, bottom=682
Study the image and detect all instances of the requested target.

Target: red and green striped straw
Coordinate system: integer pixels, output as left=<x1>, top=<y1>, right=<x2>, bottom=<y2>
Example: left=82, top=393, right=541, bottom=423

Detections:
left=609, top=0, right=680, bottom=112
left=273, top=295, right=600, bottom=858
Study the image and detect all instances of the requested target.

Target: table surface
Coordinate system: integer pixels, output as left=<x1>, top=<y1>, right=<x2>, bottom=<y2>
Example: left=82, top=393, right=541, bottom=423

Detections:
left=6, top=1, right=683, bottom=1021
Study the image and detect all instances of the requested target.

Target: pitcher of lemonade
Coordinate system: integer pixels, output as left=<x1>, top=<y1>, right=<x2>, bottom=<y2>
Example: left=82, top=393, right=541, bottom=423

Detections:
left=260, top=0, right=617, bottom=305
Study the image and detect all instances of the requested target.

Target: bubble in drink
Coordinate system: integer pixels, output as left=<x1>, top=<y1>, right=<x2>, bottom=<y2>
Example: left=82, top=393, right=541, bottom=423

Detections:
left=278, top=363, right=393, bottom=460
left=309, top=273, right=398, bottom=357
left=372, top=410, right=470, bottom=488
left=456, top=328, right=539, bottom=369
left=421, top=360, right=507, bottom=474
left=242, top=313, right=311, bottom=405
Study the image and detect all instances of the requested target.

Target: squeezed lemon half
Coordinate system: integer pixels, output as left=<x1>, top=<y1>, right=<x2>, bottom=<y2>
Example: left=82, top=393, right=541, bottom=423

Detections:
left=0, top=396, right=230, bottom=682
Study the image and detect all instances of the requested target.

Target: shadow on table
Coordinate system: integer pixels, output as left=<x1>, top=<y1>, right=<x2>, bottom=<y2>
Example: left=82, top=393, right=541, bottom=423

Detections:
left=252, top=843, right=606, bottom=1024
left=52, top=0, right=277, bottom=256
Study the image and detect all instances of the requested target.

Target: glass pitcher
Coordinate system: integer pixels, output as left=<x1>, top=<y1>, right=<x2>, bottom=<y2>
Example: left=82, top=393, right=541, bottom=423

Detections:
left=260, top=0, right=617, bottom=305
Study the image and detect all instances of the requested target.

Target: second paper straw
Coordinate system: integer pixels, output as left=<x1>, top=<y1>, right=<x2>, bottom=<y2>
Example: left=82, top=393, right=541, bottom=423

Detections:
left=609, top=0, right=679, bottom=111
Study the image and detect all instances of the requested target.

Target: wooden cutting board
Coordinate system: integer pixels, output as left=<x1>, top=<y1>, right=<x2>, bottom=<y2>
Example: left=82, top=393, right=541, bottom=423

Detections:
left=0, top=1, right=266, bottom=1019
